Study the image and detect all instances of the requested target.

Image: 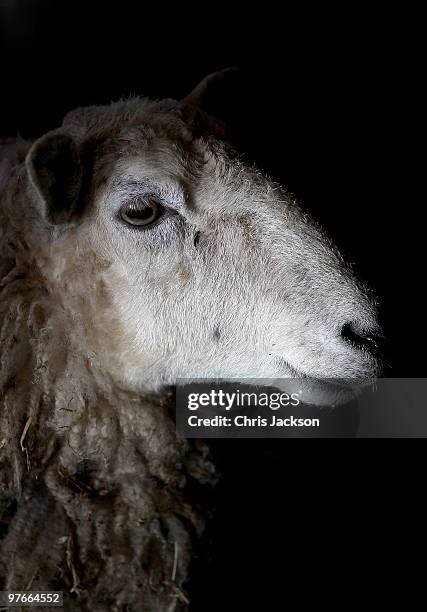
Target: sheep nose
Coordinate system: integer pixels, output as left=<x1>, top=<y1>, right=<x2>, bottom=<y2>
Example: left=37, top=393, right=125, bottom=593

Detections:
left=340, top=322, right=383, bottom=355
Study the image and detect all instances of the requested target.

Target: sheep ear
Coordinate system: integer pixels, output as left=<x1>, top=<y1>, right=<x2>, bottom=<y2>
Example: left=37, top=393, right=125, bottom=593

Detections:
left=183, top=67, right=240, bottom=115
left=26, top=133, right=83, bottom=225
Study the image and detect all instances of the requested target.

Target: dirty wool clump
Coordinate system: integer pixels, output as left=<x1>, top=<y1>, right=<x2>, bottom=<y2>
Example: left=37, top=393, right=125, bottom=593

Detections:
left=0, top=139, right=216, bottom=610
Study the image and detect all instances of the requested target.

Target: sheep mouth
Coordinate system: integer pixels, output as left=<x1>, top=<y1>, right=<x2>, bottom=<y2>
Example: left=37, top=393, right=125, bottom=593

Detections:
left=274, top=358, right=373, bottom=406
left=276, top=353, right=379, bottom=384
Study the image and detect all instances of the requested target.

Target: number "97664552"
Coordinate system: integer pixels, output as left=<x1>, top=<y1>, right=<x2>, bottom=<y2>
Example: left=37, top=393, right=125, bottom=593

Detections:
left=0, top=592, right=63, bottom=607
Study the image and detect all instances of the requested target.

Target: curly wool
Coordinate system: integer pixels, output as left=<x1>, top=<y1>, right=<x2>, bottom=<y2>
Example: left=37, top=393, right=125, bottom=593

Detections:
left=0, top=142, right=216, bottom=611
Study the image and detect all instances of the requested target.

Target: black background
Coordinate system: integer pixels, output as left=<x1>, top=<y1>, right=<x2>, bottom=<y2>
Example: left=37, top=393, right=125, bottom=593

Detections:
left=0, top=1, right=423, bottom=608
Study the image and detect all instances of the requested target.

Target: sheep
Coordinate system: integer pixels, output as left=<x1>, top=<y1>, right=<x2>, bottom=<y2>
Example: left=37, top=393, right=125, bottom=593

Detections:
left=0, top=71, right=382, bottom=610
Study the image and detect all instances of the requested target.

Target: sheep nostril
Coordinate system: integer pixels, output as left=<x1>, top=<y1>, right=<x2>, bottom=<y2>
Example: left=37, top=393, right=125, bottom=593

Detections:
left=341, top=322, right=383, bottom=355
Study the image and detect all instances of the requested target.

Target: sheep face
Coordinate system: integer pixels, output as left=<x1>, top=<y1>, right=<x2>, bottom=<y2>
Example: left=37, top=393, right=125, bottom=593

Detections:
left=26, top=98, right=382, bottom=394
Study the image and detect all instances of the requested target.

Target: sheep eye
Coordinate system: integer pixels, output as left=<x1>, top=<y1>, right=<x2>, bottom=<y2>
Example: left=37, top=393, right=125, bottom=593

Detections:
left=120, top=197, right=163, bottom=227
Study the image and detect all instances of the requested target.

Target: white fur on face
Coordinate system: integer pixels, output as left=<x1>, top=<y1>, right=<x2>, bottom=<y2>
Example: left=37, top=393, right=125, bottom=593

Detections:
left=82, top=130, right=381, bottom=392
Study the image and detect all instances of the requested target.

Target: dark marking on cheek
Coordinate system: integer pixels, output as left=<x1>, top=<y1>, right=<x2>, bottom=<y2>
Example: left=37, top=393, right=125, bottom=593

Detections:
left=213, top=326, right=221, bottom=341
